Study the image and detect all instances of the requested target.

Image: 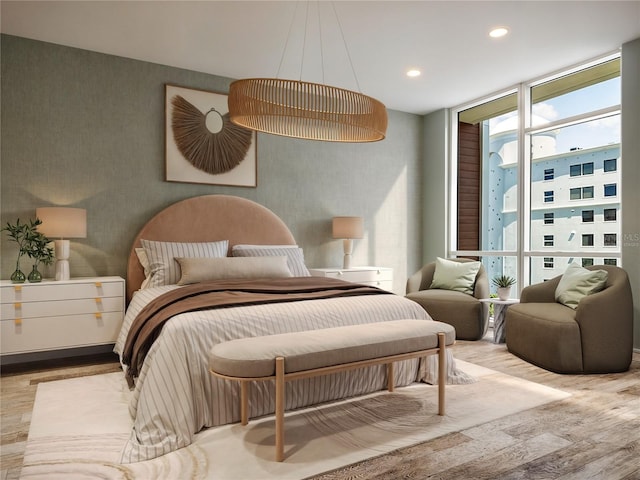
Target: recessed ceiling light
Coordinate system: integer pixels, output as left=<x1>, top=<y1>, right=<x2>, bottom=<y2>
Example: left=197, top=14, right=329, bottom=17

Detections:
left=489, top=27, right=509, bottom=38
left=406, top=69, right=421, bottom=78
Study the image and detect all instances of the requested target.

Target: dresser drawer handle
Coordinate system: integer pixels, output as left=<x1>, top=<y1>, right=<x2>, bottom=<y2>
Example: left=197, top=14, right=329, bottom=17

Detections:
left=15, top=318, right=22, bottom=326
left=95, top=297, right=103, bottom=303
left=95, top=312, right=103, bottom=319
left=14, top=302, right=22, bottom=309
left=95, top=282, right=102, bottom=287
left=14, top=285, right=22, bottom=292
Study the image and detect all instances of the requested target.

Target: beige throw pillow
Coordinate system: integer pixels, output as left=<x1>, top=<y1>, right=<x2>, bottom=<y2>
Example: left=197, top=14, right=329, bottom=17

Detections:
left=429, top=257, right=481, bottom=295
left=555, top=262, right=608, bottom=309
left=176, top=256, right=292, bottom=285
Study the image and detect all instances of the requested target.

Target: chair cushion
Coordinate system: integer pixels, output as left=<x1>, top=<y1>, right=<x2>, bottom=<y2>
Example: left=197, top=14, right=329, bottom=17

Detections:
left=429, top=257, right=481, bottom=295
left=406, top=289, right=484, bottom=340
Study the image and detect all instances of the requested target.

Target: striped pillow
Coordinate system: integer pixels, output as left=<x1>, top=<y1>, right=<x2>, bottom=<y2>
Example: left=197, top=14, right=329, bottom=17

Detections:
left=141, top=239, right=229, bottom=287
left=231, top=244, right=310, bottom=277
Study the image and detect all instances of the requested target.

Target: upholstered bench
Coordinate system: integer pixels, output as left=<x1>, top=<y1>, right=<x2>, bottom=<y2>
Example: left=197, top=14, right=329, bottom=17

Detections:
left=209, top=319, right=456, bottom=461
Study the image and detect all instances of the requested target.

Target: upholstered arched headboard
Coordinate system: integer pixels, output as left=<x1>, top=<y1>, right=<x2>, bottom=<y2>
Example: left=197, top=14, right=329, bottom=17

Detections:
left=126, top=195, right=296, bottom=302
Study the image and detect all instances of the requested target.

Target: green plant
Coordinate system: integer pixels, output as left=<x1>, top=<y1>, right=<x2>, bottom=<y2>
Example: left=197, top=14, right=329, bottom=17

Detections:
left=24, top=225, right=54, bottom=268
left=3, top=218, right=53, bottom=268
left=492, top=274, right=516, bottom=288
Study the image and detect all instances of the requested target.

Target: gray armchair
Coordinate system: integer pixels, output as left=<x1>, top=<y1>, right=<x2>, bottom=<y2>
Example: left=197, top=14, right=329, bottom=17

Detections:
left=505, top=265, right=633, bottom=374
left=405, top=258, right=490, bottom=340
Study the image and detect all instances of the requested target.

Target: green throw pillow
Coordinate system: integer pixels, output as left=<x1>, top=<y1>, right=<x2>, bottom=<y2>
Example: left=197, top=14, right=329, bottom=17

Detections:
left=429, top=257, right=481, bottom=295
left=555, top=262, right=608, bottom=309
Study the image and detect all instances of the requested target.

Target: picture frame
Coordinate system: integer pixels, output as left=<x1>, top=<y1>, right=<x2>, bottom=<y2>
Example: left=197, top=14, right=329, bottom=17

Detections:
left=165, top=84, right=257, bottom=187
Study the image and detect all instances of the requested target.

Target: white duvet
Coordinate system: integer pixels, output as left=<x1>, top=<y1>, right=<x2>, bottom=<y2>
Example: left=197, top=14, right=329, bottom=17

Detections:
left=114, top=285, right=467, bottom=463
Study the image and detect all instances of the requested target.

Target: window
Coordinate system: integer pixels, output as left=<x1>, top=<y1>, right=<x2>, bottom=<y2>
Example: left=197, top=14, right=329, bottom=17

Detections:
left=582, top=210, right=594, bottom=222
left=604, top=258, right=617, bottom=265
left=604, top=158, right=617, bottom=172
left=570, top=162, right=594, bottom=177
left=570, top=164, right=580, bottom=177
left=582, top=258, right=594, bottom=267
left=452, top=55, right=621, bottom=290
left=604, top=208, right=617, bottom=221
left=604, top=183, right=617, bottom=197
left=544, top=257, right=554, bottom=268
left=570, top=186, right=594, bottom=200
left=583, top=186, right=594, bottom=199
left=604, top=233, right=617, bottom=246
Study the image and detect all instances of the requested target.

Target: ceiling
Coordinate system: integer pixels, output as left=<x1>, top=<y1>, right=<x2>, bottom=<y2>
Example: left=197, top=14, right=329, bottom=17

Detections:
left=2, top=1, right=639, bottom=115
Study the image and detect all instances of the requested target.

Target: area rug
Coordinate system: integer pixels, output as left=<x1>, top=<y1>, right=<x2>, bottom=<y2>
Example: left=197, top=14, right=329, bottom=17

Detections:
left=20, top=361, right=569, bottom=480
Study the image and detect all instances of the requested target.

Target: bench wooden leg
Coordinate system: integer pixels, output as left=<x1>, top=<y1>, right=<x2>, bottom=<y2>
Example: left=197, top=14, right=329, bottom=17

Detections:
left=387, top=362, right=395, bottom=392
left=240, top=381, right=249, bottom=426
left=438, top=332, right=446, bottom=416
left=275, top=356, right=285, bottom=462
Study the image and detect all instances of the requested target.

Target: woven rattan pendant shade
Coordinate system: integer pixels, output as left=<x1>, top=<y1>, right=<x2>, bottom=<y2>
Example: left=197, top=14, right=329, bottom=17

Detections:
left=228, top=78, right=387, bottom=142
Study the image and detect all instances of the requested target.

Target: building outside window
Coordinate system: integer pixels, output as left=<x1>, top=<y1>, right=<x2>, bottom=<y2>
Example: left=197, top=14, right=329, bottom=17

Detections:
left=544, top=257, right=554, bottom=268
left=604, top=158, right=617, bottom=172
left=544, top=168, right=554, bottom=180
left=604, top=258, right=617, bottom=265
left=570, top=162, right=594, bottom=176
left=582, top=234, right=594, bottom=247
left=451, top=54, right=621, bottom=290
left=582, top=258, right=594, bottom=267
left=604, top=183, right=617, bottom=197
left=604, top=233, right=617, bottom=246
left=604, top=208, right=617, bottom=221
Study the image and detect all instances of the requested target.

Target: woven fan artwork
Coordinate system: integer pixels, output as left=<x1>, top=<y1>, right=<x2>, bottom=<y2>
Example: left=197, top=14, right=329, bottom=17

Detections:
left=171, top=95, right=253, bottom=175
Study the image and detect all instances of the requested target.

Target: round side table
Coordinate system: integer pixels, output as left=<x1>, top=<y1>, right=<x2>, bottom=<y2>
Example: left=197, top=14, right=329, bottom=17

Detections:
left=479, top=298, right=520, bottom=344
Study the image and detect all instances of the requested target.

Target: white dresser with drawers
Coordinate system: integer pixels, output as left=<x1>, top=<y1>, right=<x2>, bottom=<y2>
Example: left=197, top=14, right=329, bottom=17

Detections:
left=0, top=276, right=125, bottom=357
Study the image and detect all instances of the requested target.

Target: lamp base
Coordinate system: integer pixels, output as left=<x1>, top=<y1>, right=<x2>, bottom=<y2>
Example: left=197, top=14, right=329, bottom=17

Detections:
left=54, top=239, right=71, bottom=281
left=342, top=239, right=354, bottom=270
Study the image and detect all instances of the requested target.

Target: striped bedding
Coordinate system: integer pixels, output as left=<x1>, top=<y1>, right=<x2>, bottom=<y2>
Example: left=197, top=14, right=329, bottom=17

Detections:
left=113, top=285, right=444, bottom=463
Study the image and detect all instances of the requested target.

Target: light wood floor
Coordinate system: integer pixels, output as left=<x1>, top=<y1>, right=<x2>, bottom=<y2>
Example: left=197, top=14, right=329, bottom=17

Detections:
left=1, top=338, right=638, bottom=479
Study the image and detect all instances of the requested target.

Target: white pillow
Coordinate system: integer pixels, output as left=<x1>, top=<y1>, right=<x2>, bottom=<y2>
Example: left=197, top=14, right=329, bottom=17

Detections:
left=231, top=244, right=311, bottom=277
left=135, top=247, right=151, bottom=290
left=141, top=239, right=229, bottom=287
left=555, top=262, right=608, bottom=309
left=175, top=256, right=292, bottom=285
left=429, top=257, right=481, bottom=295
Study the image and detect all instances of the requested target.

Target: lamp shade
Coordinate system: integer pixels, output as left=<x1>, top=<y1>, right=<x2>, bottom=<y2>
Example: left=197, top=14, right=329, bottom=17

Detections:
left=332, top=216, right=364, bottom=239
left=36, top=207, right=87, bottom=239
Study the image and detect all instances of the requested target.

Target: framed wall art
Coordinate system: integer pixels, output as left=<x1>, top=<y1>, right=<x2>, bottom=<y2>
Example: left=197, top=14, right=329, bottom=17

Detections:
left=165, top=84, right=256, bottom=187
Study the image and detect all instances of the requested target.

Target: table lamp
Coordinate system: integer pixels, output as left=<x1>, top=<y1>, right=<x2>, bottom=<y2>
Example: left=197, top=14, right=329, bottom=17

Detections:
left=332, top=216, right=363, bottom=269
left=36, top=207, right=87, bottom=281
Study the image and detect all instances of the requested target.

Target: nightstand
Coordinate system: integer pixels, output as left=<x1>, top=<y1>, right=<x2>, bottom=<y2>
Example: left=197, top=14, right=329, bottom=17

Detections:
left=308, top=267, right=393, bottom=292
left=0, top=276, right=125, bottom=357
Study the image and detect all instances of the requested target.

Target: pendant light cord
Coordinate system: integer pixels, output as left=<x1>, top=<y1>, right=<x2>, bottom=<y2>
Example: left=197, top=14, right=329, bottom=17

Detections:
left=276, top=1, right=361, bottom=92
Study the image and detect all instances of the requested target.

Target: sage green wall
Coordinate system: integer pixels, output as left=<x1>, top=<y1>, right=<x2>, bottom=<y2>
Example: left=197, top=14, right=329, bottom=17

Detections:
left=1, top=35, right=424, bottom=294
left=420, top=109, right=449, bottom=266
left=621, top=38, right=640, bottom=350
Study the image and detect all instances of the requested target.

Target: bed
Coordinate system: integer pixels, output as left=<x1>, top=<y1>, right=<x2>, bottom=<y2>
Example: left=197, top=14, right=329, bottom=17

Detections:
left=114, top=194, right=468, bottom=463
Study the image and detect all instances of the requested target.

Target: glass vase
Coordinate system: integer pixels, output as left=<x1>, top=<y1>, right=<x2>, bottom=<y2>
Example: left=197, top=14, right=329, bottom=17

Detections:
left=27, top=264, right=42, bottom=283
left=10, top=259, right=26, bottom=284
